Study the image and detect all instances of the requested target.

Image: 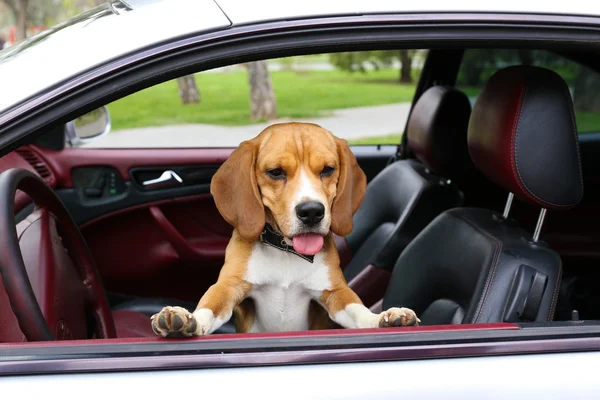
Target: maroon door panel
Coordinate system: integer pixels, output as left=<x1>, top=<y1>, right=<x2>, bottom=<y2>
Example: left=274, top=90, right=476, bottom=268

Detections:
left=80, top=195, right=231, bottom=302
left=22, top=145, right=237, bottom=303
left=30, top=145, right=233, bottom=188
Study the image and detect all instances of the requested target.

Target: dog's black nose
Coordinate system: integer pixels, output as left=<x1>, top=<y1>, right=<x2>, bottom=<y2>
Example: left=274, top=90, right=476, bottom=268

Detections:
left=296, top=201, right=325, bottom=226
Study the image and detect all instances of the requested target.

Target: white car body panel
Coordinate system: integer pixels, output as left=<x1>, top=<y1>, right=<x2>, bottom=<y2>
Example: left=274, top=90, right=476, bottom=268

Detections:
left=0, top=0, right=230, bottom=112
left=216, top=0, right=600, bottom=25
left=2, top=351, right=600, bottom=399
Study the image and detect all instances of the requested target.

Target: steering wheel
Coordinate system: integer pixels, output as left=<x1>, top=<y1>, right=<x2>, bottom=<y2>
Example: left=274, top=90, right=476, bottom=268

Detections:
left=0, top=168, right=116, bottom=341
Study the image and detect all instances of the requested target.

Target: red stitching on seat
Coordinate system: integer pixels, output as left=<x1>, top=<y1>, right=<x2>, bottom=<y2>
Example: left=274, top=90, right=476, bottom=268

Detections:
left=508, top=82, right=539, bottom=205
left=511, top=73, right=579, bottom=209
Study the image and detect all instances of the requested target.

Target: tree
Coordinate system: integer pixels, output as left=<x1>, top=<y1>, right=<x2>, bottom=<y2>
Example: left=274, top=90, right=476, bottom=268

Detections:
left=399, top=50, right=413, bottom=83
left=456, top=49, right=581, bottom=88
left=517, top=50, right=533, bottom=66
left=3, top=0, right=28, bottom=41
left=456, top=49, right=498, bottom=87
left=2, top=0, right=63, bottom=42
left=329, top=50, right=420, bottom=84
left=573, top=65, right=600, bottom=112
left=246, top=60, right=277, bottom=121
left=177, top=75, right=200, bottom=104
left=57, top=0, right=105, bottom=22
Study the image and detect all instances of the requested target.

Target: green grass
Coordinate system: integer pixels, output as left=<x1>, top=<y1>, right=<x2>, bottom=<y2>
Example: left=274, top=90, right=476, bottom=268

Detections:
left=106, top=69, right=417, bottom=130
left=348, top=134, right=402, bottom=145
left=458, top=86, right=481, bottom=98
left=573, top=112, right=600, bottom=133
left=268, top=54, right=330, bottom=65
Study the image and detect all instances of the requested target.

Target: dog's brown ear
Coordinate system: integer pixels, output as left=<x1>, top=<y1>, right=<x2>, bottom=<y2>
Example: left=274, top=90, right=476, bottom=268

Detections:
left=330, top=137, right=367, bottom=236
left=211, top=140, right=265, bottom=241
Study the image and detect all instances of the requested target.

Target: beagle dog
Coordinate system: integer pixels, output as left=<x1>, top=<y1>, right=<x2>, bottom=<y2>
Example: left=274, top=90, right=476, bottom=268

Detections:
left=151, top=122, right=420, bottom=337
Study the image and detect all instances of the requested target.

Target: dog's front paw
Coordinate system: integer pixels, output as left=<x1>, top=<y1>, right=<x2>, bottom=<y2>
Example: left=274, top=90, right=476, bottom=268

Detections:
left=379, top=307, right=420, bottom=327
left=151, top=306, right=198, bottom=338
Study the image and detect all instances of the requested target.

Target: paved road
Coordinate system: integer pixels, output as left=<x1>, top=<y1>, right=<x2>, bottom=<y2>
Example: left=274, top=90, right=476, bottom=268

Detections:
left=83, top=102, right=412, bottom=148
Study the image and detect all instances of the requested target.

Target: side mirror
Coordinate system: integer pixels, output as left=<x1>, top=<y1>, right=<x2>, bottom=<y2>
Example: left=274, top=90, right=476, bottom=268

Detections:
left=65, top=106, right=111, bottom=147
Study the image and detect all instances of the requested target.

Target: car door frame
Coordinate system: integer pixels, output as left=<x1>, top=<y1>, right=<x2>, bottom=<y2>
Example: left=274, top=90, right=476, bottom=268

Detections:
left=2, top=10, right=600, bottom=384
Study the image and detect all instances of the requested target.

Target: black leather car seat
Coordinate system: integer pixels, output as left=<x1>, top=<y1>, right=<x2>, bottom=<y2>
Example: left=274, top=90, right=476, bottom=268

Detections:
left=345, top=86, right=473, bottom=306
left=382, top=65, right=584, bottom=325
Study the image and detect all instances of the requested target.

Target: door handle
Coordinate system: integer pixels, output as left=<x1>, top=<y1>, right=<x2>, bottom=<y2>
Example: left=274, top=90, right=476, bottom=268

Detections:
left=142, top=170, right=183, bottom=188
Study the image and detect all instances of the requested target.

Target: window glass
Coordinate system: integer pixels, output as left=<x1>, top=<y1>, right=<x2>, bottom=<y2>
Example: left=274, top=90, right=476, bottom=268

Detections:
left=80, top=50, right=428, bottom=148
left=456, top=49, right=600, bottom=134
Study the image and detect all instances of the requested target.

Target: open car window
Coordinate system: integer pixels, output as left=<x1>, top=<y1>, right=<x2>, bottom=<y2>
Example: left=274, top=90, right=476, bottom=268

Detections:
left=74, top=51, right=428, bottom=149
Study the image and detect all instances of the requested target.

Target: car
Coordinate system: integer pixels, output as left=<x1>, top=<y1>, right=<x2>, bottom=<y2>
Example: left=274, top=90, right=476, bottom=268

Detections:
left=1, top=0, right=600, bottom=397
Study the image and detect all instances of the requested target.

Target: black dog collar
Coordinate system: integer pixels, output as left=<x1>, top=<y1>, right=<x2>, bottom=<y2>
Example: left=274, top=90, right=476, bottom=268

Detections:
left=259, top=223, right=315, bottom=263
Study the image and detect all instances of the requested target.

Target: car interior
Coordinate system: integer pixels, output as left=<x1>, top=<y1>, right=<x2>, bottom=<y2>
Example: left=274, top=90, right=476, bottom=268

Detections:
left=0, top=46, right=599, bottom=345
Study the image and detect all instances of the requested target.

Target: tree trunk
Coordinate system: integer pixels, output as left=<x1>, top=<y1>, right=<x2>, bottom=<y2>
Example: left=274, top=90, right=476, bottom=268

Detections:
left=517, top=50, right=533, bottom=66
left=15, top=0, right=28, bottom=41
left=573, top=65, right=600, bottom=112
left=177, top=75, right=200, bottom=104
left=399, top=50, right=413, bottom=83
left=463, top=62, right=484, bottom=86
left=6, top=0, right=29, bottom=42
left=247, top=60, right=277, bottom=121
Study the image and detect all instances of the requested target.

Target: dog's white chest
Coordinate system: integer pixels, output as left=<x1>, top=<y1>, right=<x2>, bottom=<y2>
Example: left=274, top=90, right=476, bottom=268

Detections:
left=249, top=285, right=312, bottom=332
left=244, top=243, right=331, bottom=332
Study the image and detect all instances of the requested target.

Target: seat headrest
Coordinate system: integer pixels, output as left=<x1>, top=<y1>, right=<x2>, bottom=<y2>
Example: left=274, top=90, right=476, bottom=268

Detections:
left=468, top=65, right=583, bottom=210
left=407, top=86, right=472, bottom=179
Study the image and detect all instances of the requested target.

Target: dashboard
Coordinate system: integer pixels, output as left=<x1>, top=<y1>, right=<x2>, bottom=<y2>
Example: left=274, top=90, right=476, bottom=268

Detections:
left=1, top=147, right=56, bottom=214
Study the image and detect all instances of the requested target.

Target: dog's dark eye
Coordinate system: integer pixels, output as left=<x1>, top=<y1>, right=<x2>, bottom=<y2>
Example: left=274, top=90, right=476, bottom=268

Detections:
left=321, top=166, right=335, bottom=177
left=267, top=168, right=286, bottom=180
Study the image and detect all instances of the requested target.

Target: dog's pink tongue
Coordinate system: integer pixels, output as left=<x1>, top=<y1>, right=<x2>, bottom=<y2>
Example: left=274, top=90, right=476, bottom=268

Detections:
left=292, top=233, right=324, bottom=255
